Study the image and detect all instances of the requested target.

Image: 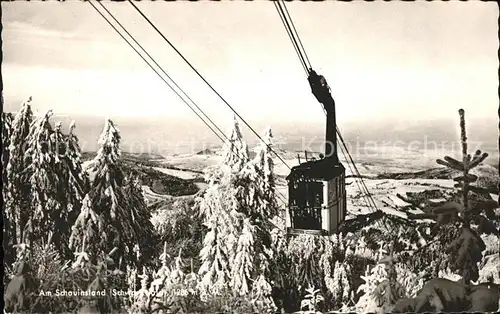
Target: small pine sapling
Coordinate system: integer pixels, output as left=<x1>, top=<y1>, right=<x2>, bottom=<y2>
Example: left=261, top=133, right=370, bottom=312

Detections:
left=300, top=285, right=325, bottom=314
left=355, top=244, right=389, bottom=313
left=131, top=267, right=151, bottom=313
left=251, top=274, right=277, bottom=313
left=4, top=241, right=38, bottom=313
left=434, top=109, right=497, bottom=284
left=126, top=266, right=138, bottom=307
left=148, top=242, right=172, bottom=312
left=372, top=242, right=406, bottom=310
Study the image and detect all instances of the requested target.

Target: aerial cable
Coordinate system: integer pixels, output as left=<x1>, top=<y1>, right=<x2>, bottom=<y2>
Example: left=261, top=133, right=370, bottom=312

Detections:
left=274, top=2, right=308, bottom=75
left=273, top=1, right=309, bottom=75
left=318, top=104, right=376, bottom=213
left=279, top=0, right=312, bottom=70
left=338, top=137, right=374, bottom=213
left=127, top=0, right=293, bottom=172
left=95, top=1, right=227, bottom=145
left=88, top=1, right=290, bottom=210
left=337, top=127, right=379, bottom=211
left=87, top=1, right=225, bottom=146
left=275, top=0, right=309, bottom=70
left=273, top=1, right=308, bottom=75
left=338, top=129, right=396, bottom=233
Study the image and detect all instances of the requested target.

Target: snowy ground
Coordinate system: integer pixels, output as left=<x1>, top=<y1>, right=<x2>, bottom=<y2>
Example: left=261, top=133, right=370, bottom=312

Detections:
left=345, top=178, right=455, bottom=217
left=152, top=166, right=200, bottom=180
left=159, top=154, right=221, bottom=172
left=142, top=185, right=202, bottom=204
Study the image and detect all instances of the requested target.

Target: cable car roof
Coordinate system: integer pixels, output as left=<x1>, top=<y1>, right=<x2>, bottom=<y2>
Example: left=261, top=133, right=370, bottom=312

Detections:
left=286, top=158, right=345, bottom=181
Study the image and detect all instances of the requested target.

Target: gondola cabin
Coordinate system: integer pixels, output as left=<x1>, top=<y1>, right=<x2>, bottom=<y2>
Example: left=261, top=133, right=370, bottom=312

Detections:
left=286, top=157, right=346, bottom=235
left=286, top=69, right=347, bottom=236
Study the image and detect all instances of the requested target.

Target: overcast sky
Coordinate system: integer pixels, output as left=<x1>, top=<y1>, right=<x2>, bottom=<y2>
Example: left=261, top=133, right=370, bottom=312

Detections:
left=2, top=1, right=498, bottom=125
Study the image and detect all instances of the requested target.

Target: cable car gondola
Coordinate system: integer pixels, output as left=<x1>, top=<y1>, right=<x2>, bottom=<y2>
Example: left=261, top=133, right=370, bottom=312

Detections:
left=285, top=69, right=347, bottom=236
left=269, top=0, right=348, bottom=236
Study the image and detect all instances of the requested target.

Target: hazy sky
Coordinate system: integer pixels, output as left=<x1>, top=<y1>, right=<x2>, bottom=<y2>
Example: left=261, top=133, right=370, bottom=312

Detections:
left=2, top=1, right=498, bottom=126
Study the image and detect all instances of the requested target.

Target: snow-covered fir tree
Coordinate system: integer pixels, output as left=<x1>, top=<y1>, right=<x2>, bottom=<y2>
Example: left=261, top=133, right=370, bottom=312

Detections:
left=2, top=111, right=15, bottom=264
left=250, top=127, right=279, bottom=219
left=6, top=98, right=34, bottom=246
left=197, top=116, right=249, bottom=297
left=130, top=267, right=151, bottom=313
left=69, top=119, right=153, bottom=269
left=372, top=248, right=406, bottom=310
left=355, top=246, right=389, bottom=313
left=222, top=115, right=249, bottom=173
left=329, top=261, right=352, bottom=308
left=197, top=190, right=236, bottom=297
left=122, top=174, right=155, bottom=265
left=57, top=121, right=89, bottom=225
left=23, top=110, right=61, bottom=245
left=234, top=127, right=279, bottom=304
left=231, top=218, right=255, bottom=296
left=148, top=243, right=172, bottom=312
left=197, top=119, right=278, bottom=309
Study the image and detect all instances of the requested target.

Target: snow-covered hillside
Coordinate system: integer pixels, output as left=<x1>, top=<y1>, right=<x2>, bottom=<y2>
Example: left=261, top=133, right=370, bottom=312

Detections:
left=147, top=147, right=498, bottom=220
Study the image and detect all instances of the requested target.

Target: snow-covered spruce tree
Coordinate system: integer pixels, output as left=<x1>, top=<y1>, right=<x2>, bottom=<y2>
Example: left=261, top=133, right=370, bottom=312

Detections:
left=197, top=116, right=250, bottom=298
left=230, top=218, right=255, bottom=296
left=147, top=243, right=172, bottom=313
left=57, top=122, right=90, bottom=236
left=434, top=109, right=496, bottom=284
left=121, top=173, right=155, bottom=265
left=23, top=110, right=62, bottom=247
left=148, top=247, right=191, bottom=313
left=197, top=118, right=279, bottom=311
left=69, top=119, right=153, bottom=269
left=229, top=127, right=280, bottom=309
left=197, top=181, right=238, bottom=298
left=233, top=127, right=279, bottom=307
left=372, top=244, right=406, bottom=311
left=355, top=245, right=390, bottom=313
left=284, top=233, right=352, bottom=312
left=394, top=264, right=424, bottom=299
left=23, top=115, right=82, bottom=253
left=130, top=267, right=151, bottom=313
left=2, top=111, right=15, bottom=265
left=6, top=98, right=34, bottom=247
left=21, top=112, right=88, bottom=255
left=222, top=115, right=249, bottom=173
left=251, top=273, right=276, bottom=313
left=151, top=196, right=204, bottom=272
left=325, top=260, right=353, bottom=310
left=250, top=127, right=280, bottom=219
left=2, top=112, right=14, bottom=195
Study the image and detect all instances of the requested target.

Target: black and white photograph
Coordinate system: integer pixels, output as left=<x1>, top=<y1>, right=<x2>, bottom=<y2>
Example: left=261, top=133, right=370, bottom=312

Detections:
left=2, top=0, right=499, bottom=313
